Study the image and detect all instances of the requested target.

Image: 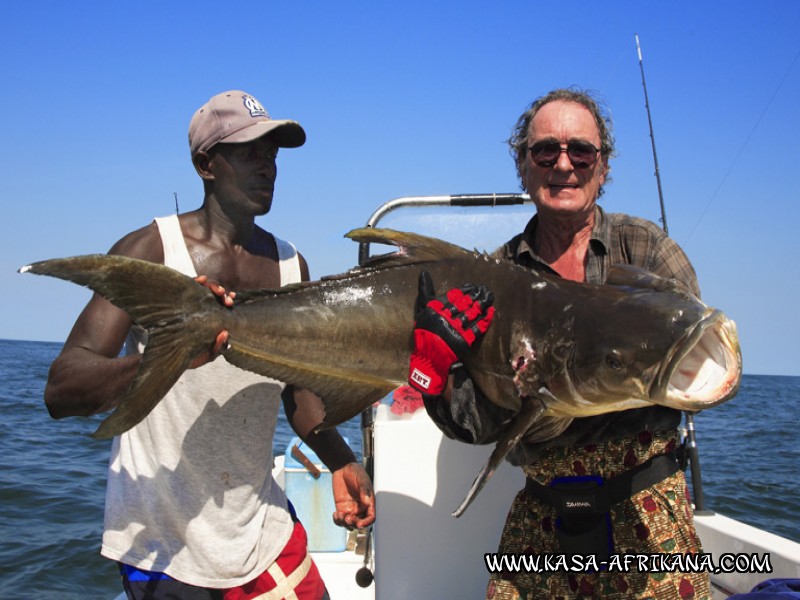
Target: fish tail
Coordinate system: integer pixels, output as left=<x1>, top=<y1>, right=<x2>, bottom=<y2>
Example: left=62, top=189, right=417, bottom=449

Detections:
left=20, top=254, right=225, bottom=438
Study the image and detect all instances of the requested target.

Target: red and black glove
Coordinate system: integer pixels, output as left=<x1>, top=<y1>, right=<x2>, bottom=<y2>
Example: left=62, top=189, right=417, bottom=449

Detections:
left=408, top=270, right=495, bottom=396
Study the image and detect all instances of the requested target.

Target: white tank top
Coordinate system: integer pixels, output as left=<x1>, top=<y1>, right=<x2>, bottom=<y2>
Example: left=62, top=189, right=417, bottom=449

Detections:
left=101, top=215, right=301, bottom=587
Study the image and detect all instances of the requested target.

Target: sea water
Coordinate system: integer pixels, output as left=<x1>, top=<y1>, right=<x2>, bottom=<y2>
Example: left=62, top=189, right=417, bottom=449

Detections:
left=0, top=338, right=797, bottom=598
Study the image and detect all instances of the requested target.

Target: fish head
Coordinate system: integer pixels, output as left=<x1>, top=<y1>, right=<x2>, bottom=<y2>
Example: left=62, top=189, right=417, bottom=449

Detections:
left=526, top=283, right=742, bottom=417
left=646, top=302, right=742, bottom=411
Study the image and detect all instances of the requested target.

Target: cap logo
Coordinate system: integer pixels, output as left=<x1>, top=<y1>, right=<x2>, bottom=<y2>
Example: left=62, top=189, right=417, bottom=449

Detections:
left=242, top=95, right=269, bottom=118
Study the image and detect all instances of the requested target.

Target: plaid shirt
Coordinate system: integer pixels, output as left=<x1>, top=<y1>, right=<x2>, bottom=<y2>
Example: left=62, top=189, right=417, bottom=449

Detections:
left=424, top=206, right=700, bottom=464
left=495, top=206, right=699, bottom=295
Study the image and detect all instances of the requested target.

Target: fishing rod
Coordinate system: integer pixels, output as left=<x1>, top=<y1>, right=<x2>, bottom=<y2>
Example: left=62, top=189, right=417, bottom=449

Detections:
left=635, top=33, right=706, bottom=512
left=635, top=34, right=669, bottom=235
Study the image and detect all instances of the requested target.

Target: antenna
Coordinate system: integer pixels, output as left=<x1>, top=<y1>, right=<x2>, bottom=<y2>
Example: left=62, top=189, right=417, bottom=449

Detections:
left=635, top=33, right=669, bottom=235
left=174, top=192, right=180, bottom=215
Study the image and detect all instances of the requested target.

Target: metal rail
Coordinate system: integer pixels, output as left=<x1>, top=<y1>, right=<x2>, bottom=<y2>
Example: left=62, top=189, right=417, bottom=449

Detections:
left=357, top=193, right=531, bottom=265
left=355, top=192, right=531, bottom=588
left=357, top=191, right=531, bottom=471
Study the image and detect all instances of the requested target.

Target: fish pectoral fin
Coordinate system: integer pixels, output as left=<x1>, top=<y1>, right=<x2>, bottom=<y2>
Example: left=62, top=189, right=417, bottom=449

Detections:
left=451, top=395, right=547, bottom=518
left=224, top=342, right=396, bottom=428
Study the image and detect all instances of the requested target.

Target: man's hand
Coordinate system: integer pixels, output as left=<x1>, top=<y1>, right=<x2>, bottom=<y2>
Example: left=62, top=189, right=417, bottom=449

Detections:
left=188, top=330, right=229, bottom=369
left=332, top=462, right=375, bottom=530
left=188, top=275, right=233, bottom=368
left=195, top=274, right=236, bottom=307
left=408, top=271, right=495, bottom=396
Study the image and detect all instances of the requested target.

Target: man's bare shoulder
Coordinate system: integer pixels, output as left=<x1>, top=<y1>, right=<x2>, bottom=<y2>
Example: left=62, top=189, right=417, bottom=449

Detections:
left=108, top=221, right=165, bottom=264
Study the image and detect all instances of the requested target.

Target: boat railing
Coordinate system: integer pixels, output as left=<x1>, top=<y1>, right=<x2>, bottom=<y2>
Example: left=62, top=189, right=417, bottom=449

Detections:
left=356, top=194, right=532, bottom=472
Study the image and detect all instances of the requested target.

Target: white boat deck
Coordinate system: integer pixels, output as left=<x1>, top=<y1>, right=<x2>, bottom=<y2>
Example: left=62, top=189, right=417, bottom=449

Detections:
left=695, top=511, right=800, bottom=599
left=298, top=405, right=800, bottom=600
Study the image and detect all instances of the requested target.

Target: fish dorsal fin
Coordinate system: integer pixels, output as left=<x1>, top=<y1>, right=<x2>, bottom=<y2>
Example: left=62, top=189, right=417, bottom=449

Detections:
left=606, top=264, right=690, bottom=294
left=345, top=227, right=467, bottom=269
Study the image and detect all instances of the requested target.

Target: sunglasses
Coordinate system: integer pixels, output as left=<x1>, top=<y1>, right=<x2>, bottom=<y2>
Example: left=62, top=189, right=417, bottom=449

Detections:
left=527, top=140, right=601, bottom=169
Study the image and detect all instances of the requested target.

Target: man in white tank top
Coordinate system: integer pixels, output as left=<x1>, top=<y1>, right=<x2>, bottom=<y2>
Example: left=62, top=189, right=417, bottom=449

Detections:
left=45, top=90, right=375, bottom=600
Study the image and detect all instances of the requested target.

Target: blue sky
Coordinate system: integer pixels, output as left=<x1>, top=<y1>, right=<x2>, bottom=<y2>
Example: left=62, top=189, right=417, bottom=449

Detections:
left=2, top=1, right=799, bottom=376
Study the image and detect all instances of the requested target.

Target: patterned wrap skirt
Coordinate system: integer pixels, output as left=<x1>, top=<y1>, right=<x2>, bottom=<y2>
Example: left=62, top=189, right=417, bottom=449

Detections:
left=486, top=430, right=711, bottom=600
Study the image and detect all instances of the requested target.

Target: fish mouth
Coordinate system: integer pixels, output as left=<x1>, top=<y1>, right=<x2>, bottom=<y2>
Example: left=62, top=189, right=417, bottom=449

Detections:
left=649, top=308, right=742, bottom=410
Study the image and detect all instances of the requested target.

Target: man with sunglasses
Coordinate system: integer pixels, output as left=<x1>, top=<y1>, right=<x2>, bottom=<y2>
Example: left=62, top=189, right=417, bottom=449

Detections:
left=408, top=88, right=708, bottom=599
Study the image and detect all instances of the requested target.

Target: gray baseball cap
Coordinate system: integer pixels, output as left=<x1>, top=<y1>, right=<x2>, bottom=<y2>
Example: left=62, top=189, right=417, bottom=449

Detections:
left=188, top=90, right=306, bottom=155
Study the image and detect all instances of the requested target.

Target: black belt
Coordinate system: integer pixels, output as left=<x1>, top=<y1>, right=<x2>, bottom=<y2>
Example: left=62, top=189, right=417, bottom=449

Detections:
left=524, top=450, right=681, bottom=562
left=524, top=450, right=681, bottom=510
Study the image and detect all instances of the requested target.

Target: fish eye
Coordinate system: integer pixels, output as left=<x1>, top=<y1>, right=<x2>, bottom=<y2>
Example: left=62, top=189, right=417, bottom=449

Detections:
left=605, top=351, right=624, bottom=371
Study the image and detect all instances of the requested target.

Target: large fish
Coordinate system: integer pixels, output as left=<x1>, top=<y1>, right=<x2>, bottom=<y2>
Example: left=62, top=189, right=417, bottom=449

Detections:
left=21, top=228, right=741, bottom=515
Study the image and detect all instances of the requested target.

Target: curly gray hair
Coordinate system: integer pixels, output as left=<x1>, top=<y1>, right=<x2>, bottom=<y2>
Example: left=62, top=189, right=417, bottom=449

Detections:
left=508, top=88, right=616, bottom=196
